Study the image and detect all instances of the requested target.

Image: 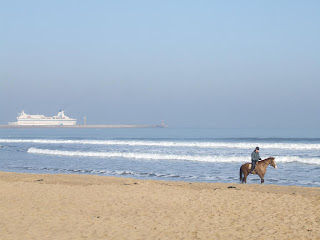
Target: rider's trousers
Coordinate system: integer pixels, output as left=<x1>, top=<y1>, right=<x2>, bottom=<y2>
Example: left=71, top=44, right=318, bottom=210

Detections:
left=251, top=160, right=257, bottom=172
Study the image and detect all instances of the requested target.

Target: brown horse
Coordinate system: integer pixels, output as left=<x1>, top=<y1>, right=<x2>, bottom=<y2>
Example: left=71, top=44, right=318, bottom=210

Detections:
left=240, top=157, right=277, bottom=184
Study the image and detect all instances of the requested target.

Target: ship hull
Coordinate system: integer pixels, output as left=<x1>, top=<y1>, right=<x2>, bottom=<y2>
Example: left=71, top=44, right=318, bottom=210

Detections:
left=9, top=119, right=76, bottom=126
left=8, top=111, right=77, bottom=126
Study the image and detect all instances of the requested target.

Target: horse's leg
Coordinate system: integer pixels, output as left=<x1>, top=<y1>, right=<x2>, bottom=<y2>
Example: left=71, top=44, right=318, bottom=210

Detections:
left=245, top=167, right=250, bottom=183
left=258, top=172, right=265, bottom=184
left=244, top=171, right=248, bottom=184
left=260, top=172, right=266, bottom=184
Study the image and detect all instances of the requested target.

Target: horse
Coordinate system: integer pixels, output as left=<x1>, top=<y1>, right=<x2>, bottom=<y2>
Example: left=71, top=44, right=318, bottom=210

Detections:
left=240, top=157, right=277, bottom=184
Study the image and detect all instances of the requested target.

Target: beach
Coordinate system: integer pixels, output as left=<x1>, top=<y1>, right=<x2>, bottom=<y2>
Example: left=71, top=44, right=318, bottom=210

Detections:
left=0, top=172, right=319, bottom=240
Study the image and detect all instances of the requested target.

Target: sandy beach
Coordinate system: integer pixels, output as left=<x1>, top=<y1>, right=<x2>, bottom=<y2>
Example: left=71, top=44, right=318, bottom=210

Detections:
left=0, top=172, right=319, bottom=240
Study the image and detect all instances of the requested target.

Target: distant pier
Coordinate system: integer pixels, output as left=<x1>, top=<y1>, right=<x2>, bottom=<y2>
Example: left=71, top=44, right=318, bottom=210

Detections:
left=0, top=124, right=167, bottom=129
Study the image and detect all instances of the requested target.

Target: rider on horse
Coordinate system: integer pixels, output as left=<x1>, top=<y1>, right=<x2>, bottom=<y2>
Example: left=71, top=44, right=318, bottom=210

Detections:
left=251, top=147, right=261, bottom=173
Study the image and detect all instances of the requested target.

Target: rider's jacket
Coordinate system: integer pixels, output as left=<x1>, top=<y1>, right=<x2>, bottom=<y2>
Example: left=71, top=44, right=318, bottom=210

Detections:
left=251, top=150, right=260, bottom=162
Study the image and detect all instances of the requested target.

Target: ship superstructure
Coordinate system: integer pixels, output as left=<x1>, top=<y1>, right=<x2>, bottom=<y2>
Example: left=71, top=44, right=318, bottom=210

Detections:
left=8, top=110, right=77, bottom=126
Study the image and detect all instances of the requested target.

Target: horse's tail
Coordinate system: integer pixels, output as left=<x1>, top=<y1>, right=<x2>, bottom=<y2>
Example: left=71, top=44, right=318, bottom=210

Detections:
left=239, top=166, right=243, bottom=182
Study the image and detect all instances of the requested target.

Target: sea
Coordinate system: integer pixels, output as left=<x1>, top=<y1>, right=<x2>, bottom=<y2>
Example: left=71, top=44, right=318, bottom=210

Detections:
left=0, top=128, right=319, bottom=187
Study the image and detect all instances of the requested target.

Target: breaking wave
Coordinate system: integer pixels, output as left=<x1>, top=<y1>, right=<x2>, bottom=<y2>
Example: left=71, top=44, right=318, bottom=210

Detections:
left=27, top=147, right=320, bottom=165
left=27, top=147, right=245, bottom=162
left=2, top=138, right=320, bottom=150
left=15, top=166, right=199, bottom=180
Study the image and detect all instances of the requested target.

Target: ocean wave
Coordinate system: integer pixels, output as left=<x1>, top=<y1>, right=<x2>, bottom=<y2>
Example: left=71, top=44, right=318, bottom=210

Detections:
left=16, top=166, right=239, bottom=182
left=27, top=147, right=320, bottom=165
left=16, top=166, right=195, bottom=179
left=2, top=138, right=320, bottom=150
left=27, top=147, right=245, bottom=162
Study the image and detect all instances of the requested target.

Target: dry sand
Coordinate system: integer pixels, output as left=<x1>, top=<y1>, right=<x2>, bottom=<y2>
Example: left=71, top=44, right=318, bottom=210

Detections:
left=0, top=171, right=319, bottom=240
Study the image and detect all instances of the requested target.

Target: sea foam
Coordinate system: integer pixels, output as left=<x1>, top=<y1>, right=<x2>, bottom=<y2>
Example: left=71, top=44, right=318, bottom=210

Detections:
left=27, top=147, right=320, bottom=165
left=2, top=138, right=320, bottom=150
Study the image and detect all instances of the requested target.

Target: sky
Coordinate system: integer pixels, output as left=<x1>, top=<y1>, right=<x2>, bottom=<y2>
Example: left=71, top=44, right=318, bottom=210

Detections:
left=1, top=1, right=319, bottom=128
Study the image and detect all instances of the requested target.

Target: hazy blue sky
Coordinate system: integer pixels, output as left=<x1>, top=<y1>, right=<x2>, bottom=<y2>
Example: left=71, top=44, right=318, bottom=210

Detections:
left=1, top=1, right=319, bottom=128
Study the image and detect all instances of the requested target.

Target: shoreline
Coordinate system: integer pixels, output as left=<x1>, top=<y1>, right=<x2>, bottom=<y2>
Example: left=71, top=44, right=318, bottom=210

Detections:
left=0, top=171, right=319, bottom=239
left=1, top=169, right=319, bottom=188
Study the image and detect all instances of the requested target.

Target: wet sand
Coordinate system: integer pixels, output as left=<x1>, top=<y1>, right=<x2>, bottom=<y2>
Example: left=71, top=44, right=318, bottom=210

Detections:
left=0, top=171, right=319, bottom=239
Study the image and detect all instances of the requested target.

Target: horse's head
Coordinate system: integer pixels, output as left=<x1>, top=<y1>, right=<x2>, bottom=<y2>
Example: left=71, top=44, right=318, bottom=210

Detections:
left=269, top=157, right=277, bottom=169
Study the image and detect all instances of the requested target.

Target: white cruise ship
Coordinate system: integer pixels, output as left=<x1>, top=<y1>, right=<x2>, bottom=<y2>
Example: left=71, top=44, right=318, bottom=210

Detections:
left=8, top=110, right=77, bottom=126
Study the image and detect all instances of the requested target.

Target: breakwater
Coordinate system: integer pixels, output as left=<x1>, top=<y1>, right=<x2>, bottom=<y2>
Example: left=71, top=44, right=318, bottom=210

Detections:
left=0, top=124, right=167, bottom=129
